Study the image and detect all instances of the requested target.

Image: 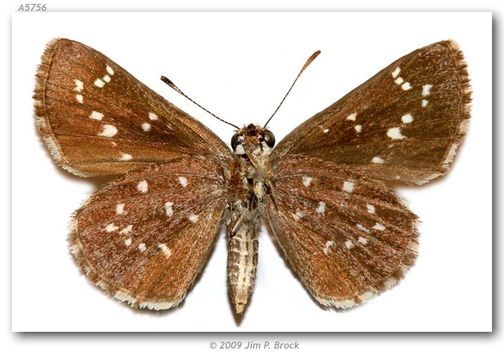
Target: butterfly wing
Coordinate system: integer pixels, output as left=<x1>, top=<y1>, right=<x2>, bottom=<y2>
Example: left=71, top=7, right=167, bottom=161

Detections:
left=265, top=40, right=470, bottom=308
left=70, top=156, right=227, bottom=309
left=271, top=40, right=471, bottom=186
left=264, top=156, right=418, bottom=308
left=34, top=38, right=231, bottom=177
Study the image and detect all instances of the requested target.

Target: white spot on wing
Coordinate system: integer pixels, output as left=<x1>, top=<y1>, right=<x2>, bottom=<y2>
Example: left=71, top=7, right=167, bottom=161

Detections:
left=148, top=112, right=159, bottom=120
left=387, top=127, right=406, bottom=140
left=316, top=201, right=326, bottom=215
left=422, top=84, right=433, bottom=96
left=137, top=180, right=148, bottom=193
left=158, top=243, right=172, bottom=259
left=119, top=153, right=133, bottom=161
left=141, top=122, right=151, bottom=132
left=292, top=210, right=304, bottom=221
left=164, top=202, right=174, bottom=217
left=74, top=79, right=84, bottom=92
left=422, top=99, right=429, bottom=107
left=116, top=203, right=125, bottom=215
left=178, top=176, right=188, bottom=187
left=105, top=223, right=119, bottom=232
left=302, top=176, right=313, bottom=187
left=188, top=214, right=199, bottom=223
left=401, top=113, right=414, bottom=123
left=323, top=128, right=329, bottom=134
left=98, top=124, right=118, bottom=137
left=106, top=64, right=114, bottom=75
left=119, top=224, right=133, bottom=235
left=94, top=79, right=105, bottom=88
left=138, top=243, right=147, bottom=253
left=394, top=77, right=404, bottom=85
left=124, top=238, right=132, bottom=247
left=323, top=241, right=335, bottom=255
left=343, top=181, right=354, bottom=193
left=75, top=94, right=84, bottom=103
left=358, top=236, right=369, bottom=245
left=356, top=223, right=371, bottom=234
left=346, top=112, right=357, bottom=121
left=354, top=124, right=362, bottom=133
left=345, top=240, right=355, bottom=249
left=373, top=223, right=386, bottom=231
left=89, top=111, right=104, bottom=121
left=401, top=82, right=412, bottom=90
left=371, top=156, right=385, bottom=164
left=103, top=74, right=111, bottom=83
left=391, top=67, right=401, bottom=78
left=367, top=204, right=375, bottom=214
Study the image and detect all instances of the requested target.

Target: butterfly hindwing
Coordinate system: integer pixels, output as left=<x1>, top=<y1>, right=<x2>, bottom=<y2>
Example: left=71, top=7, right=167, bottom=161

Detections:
left=69, top=156, right=227, bottom=309
left=265, top=155, right=418, bottom=308
left=34, top=38, right=231, bottom=177
left=271, top=40, right=471, bottom=186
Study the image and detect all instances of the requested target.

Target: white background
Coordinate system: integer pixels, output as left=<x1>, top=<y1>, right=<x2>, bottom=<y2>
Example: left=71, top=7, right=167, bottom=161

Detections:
left=2, top=0, right=501, bottom=358
left=11, top=12, right=491, bottom=332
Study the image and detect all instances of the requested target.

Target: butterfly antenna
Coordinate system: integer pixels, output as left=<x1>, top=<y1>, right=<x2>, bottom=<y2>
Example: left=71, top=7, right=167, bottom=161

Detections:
left=263, top=50, right=321, bottom=128
left=161, top=75, right=240, bottom=130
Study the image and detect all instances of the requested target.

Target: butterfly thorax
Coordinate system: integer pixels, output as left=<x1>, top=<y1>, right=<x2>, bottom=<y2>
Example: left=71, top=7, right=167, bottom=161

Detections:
left=226, top=124, right=275, bottom=317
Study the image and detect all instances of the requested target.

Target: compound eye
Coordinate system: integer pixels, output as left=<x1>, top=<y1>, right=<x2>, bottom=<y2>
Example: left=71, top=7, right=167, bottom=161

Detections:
left=231, top=133, right=241, bottom=150
left=263, top=130, right=275, bottom=148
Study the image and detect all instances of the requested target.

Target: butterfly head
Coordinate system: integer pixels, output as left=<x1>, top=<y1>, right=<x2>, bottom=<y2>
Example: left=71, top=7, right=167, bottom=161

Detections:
left=231, top=124, right=275, bottom=156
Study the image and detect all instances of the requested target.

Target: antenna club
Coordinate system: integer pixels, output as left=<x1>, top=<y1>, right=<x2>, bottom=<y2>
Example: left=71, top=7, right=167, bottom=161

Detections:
left=160, top=76, right=175, bottom=87
left=308, top=50, right=321, bottom=62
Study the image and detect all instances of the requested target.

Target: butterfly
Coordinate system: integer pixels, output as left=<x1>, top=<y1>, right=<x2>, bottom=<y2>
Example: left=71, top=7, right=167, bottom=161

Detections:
left=33, top=38, right=470, bottom=320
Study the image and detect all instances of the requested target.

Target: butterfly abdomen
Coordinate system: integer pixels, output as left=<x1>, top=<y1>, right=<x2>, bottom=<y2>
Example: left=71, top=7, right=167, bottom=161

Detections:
left=226, top=198, right=260, bottom=316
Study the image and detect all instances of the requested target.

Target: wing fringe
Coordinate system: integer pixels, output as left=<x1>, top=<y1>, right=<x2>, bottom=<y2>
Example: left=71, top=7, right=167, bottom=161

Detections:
left=438, top=40, right=472, bottom=173
left=313, top=235, right=419, bottom=310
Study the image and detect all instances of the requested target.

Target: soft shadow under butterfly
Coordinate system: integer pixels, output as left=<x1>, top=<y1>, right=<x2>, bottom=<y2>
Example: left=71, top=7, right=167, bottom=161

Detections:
left=34, top=39, right=470, bottom=321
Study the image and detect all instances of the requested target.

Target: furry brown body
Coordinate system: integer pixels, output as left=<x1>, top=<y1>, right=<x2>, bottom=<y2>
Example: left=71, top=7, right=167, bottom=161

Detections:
left=226, top=124, right=273, bottom=315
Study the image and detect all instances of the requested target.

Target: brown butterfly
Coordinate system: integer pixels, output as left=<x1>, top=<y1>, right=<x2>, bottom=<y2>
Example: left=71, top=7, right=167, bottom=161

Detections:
left=33, top=38, right=470, bottom=320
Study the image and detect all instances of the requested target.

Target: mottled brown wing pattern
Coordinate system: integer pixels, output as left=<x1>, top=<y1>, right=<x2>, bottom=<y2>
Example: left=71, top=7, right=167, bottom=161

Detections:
left=70, top=156, right=227, bottom=309
left=34, top=38, right=230, bottom=177
left=271, top=40, right=471, bottom=186
left=265, top=156, right=418, bottom=308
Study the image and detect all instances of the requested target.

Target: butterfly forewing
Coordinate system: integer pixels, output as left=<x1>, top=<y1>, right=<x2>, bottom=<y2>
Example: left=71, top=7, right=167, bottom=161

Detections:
left=70, top=156, right=227, bottom=309
left=271, top=40, right=471, bottom=186
left=265, top=156, right=418, bottom=307
left=34, top=38, right=231, bottom=177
